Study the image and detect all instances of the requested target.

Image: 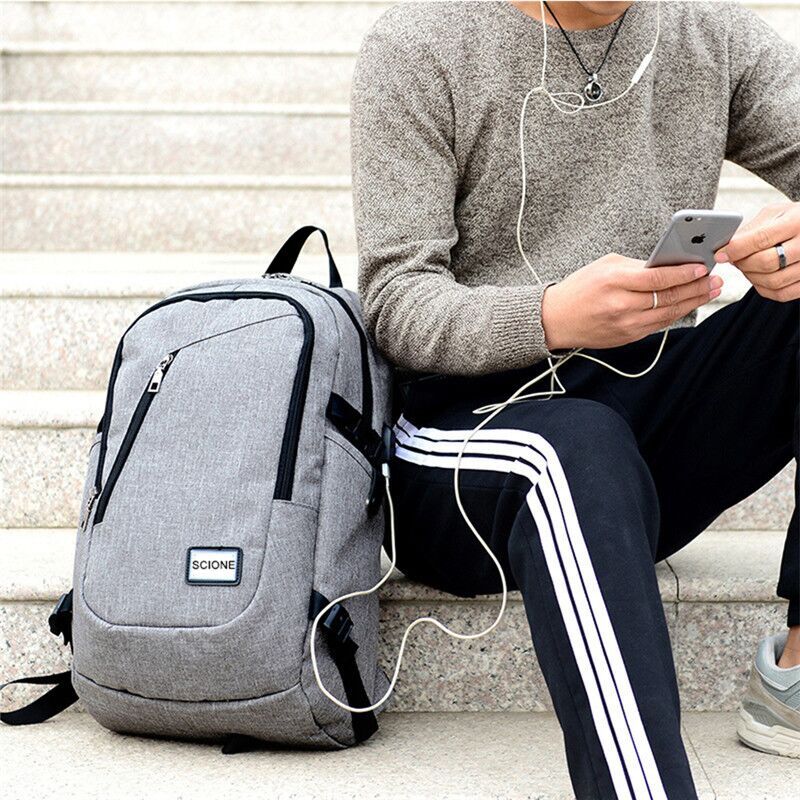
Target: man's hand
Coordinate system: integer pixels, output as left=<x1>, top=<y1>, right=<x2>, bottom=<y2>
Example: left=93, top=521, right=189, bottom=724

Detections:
left=716, top=202, right=800, bottom=302
left=541, top=253, right=722, bottom=351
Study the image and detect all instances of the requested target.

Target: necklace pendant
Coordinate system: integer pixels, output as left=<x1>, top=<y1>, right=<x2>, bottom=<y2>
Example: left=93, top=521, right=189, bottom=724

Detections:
left=584, top=74, right=604, bottom=102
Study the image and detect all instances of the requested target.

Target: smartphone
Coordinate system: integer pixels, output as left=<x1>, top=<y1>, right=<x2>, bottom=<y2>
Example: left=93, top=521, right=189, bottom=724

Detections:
left=645, top=209, right=743, bottom=270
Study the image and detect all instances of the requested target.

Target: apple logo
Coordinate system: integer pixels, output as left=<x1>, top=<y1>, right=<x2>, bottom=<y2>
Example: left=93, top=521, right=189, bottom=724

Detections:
left=691, top=234, right=706, bottom=244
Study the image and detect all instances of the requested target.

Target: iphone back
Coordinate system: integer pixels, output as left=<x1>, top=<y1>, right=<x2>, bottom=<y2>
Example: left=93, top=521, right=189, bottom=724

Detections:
left=646, top=210, right=743, bottom=269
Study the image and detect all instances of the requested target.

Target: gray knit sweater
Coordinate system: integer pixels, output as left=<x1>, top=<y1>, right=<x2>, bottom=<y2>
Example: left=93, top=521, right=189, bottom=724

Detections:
left=351, top=1, right=800, bottom=375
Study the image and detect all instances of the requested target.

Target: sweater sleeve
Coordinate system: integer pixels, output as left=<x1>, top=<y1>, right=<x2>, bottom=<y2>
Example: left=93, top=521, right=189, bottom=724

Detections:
left=351, top=17, right=551, bottom=376
left=725, top=3, right=800, bottom=201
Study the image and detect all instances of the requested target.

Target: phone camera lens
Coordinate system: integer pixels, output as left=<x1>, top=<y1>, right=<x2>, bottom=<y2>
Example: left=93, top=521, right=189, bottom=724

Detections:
left=684, top=216, right=693, bottom=222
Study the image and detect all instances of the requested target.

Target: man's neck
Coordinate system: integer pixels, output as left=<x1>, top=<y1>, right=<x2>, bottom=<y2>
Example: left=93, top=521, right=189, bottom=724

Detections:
left=511, top=1, right=632, bottom=31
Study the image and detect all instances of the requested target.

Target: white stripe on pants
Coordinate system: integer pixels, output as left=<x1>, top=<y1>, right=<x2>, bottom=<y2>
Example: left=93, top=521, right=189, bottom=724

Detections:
left=394, top=416, right=667, bottom=800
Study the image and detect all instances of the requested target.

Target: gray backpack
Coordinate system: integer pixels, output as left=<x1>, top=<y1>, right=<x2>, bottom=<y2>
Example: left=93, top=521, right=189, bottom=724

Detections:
left=1, top=227, right=393, bottom=750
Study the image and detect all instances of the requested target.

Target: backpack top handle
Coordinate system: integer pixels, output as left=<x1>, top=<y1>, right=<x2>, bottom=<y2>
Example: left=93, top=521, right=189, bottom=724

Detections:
left=263, top=226, right=343, bottom=288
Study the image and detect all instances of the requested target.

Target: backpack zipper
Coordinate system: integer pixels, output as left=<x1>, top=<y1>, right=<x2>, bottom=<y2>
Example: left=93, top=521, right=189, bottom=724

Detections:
left=270, top=274, right=373, bottom=428
left=90, top=353, right=176, bottom=526
left=147, top=353, right=175, bottom=394
left=87, top=292, right=314, bottom=530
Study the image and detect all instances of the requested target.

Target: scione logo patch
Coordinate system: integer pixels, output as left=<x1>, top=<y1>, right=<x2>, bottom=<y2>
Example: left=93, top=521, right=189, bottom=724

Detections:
left=186, top=547, right=242, bottom=586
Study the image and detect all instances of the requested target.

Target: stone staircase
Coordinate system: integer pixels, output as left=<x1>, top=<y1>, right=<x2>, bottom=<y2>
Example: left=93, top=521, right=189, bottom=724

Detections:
left=1, top=2, right=798, bottom=798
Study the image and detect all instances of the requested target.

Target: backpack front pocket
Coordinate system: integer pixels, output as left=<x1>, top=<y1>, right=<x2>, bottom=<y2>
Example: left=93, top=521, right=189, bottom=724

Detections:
left=81, top=299, right=313, bottom=630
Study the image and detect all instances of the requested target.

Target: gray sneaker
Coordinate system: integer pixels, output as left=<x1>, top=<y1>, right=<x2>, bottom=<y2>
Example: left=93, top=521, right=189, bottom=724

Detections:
left=738, top=631, right=800, bottom=758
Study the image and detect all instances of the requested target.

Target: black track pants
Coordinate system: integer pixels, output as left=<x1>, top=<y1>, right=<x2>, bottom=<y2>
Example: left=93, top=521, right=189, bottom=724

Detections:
left=389, top=289, right=798, bottom=800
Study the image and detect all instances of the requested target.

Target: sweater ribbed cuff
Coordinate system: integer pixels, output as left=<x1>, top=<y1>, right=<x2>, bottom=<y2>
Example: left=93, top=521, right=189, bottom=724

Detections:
left=488, top=282, right=556, bottom=372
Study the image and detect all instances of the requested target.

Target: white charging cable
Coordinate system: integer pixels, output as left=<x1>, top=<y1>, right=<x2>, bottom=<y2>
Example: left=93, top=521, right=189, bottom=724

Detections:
left=312, top=0, right=663, bottom=716
left=498, top=0, right=668, bottom=412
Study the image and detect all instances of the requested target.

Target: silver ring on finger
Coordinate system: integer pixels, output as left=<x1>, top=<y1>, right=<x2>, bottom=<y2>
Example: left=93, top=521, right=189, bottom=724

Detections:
left=652, top=290, right=659, bottom=310
left=776, top=243, right=788, bottom=270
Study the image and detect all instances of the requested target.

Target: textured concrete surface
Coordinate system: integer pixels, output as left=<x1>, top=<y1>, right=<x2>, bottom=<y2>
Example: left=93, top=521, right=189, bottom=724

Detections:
left=1, top=183, right=357, bottom=251
left=0, top=391, right=104, bottom=428
left=1, top=1, right=391, bottom=50
left=710, top=465, right=795, bottom=532
left=2, top=110, right=352, bottom=175
left=0, top=111, right=777, bottom=181
left=683, top=712, right=800, bottom=800
left=0, top=529, right=790, bottom=713
left=0, top=176, right=785, bottom=251
left=0, top=298, right=154, bottom=390
left=0, top=256, right=745, bottom=390
left=0, top=426, right=94, bottom=528
left=0, top=253, right=359, bottom=390
left=1, top=52, right=360, bottom=104
left=675, top=602, right=789, bottom=712
left=668, top=530, right=790, bottom=601
left=0, top=601, right=72, bottom=709
left=0, top=529, right=77, bottom=601
left=379, top=600, right=553, bottom=713
left=0, top=389, right=794, bottom=529
left=4, top=710, right=797, bottom=800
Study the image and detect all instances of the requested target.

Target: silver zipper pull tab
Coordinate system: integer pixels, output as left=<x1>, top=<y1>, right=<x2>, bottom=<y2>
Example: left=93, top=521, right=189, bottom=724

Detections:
left=81, top=487, right=99, bottom=530
left=147, top=354, right=174, bottom=394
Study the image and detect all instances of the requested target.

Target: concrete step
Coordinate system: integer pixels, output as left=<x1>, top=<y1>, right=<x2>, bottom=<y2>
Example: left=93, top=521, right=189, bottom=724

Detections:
left=1, top=102, right=352, bottom=175
left=2, top=0, right=795, bottom=52
left=1, top=1, right=390, bottom=51
left=0, top=252, right=358, bottom=390
left=0, top=173, right=786, bottom=251
left=2, top=710, right=798, bottom=800
left=0, top=174, right=355, bottom=250
left=0, top=524, right=792, bottom=719
left=0, top=48, right=359, bottom=104
left=14, top=0, right=799, bottom=55
left=0, top=252, right=744, bottom=391
left=1, top=105, right=774, bottom=178
left=0, top=357, right=795, bottom=527
left=1, top=2, right=796, bottom=107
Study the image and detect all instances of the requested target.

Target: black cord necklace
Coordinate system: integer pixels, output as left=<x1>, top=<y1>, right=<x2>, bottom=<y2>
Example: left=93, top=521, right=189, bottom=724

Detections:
left=543, top=1, right=629, bottom=102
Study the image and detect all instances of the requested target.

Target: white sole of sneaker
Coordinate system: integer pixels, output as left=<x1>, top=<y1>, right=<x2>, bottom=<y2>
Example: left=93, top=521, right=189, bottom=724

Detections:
left=737, top=706, right=800, bottom=759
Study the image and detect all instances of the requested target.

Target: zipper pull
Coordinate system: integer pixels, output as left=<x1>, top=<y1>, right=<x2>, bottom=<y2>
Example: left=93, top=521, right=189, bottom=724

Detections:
left=147, top=353, right=175, bottom=394
left=81, top=487, right=99, bottom=530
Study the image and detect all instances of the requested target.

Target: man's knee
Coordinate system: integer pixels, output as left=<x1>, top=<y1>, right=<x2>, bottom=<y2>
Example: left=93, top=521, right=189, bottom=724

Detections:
left=504, top=400, right=660, bottom=552
left=510, top=399, right=640, bottom=475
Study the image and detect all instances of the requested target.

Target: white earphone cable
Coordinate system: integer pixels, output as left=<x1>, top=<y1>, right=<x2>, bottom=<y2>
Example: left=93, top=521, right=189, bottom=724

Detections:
left=312, top=0, right=663, bottom=716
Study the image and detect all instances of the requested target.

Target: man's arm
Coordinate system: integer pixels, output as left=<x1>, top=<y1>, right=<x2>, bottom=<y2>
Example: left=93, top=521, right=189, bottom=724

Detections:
left=351, top=17, right=549, bottom=376
left=716, top=4, right=800, bottom=300
left=725, top=3, right=800, bottom=201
